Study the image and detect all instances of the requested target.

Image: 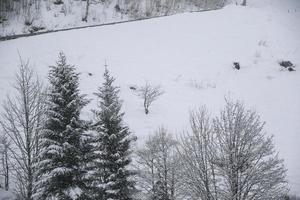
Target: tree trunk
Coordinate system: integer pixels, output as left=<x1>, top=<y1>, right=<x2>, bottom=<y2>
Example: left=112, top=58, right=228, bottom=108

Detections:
left=144, top=99, right=149, bottom=114
left=4, top=148, right=9, bottom=191
left=83, top=0, right=90, bottom=22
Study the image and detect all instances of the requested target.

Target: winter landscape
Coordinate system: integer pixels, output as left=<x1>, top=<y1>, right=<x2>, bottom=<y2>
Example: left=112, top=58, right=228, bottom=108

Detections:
left=0, top=0, right=299, bottom=199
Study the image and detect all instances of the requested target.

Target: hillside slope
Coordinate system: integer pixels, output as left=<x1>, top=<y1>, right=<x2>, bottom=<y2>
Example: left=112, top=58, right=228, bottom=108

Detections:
left=0, top=0, right=299, bottom=196
left=0, top=0, right=224, bottom=37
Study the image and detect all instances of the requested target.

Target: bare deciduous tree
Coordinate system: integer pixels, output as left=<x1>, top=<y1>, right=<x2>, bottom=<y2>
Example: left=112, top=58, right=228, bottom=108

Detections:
left=82, top=0, right=90, bottom=22
left=213, top=99, right=288, bottom=200
left=177, top=107, right=218, bottom=200
left=136, top=82, right=164, bottom=115
left=136, top=127, right=180, bottom=200
left=0, top=133, right=11, bottom=191
left=0, top=58, right=45, bottom=200
left=176, top=101, right=288, bottom=200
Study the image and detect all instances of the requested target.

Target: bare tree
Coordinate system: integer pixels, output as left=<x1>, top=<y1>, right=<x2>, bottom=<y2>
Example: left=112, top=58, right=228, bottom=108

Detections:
left=82, top=0, right=106, bottom=22
left=177, top=107, right=218, bottom=200
left=82, top=0, right=90, bottom=22
left=0, top=133, right=11, bottom=191
left=136, top=127, right=180, bottom=200
left=177, top=101, right=288, bottom=199
left=0, top=58, right=45, bottom=200
left=136, top=82, right=164, bottom=114
left=241, top=0, right=246, bottom=6
left=213, top=99, right=288, bottom=200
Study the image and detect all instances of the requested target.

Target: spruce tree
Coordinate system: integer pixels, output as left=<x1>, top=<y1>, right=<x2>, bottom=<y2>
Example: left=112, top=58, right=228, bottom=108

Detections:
left=91, top=68, right=136, bottom=200
left=78, top=129, right=95, bottom=200
left=34, top=52, right=88, bottom=200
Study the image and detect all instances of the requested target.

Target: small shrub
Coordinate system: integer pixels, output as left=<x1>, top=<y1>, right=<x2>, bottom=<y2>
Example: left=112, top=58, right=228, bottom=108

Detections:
left=0, top=16, right=7, bottom=24
left=53, top=0, right=64, bottom=5
left=258, top=40, right=267, bottom=47
left=279, top=60, right=296, bottom=71
left=233, top=62, right=240, bottom=70
left=24, top=10, right=35, bottom=27
left=24, top=18, right=34, bottom=26
left=135, top=82, right=164, bottom=115
left=29, top=26, right=45, bottom=33
left=279, top=60, right=293, bottom=68
left=129, top=86, right=137, bottom=91
left=115, top=4, right=121, bottom=12
left=190, top=80, right=204, bottom=90
left=190, top=80, right=216, bottom=90
left=207, top=82, right=216, bottom=89
left=146, top=11, right=152, bottom=17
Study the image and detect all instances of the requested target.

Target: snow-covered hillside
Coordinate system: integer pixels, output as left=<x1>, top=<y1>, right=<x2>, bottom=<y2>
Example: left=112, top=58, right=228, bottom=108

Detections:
left=0, top=0, right=224, bottom=37
left=0, top=0, right=299, bottom=196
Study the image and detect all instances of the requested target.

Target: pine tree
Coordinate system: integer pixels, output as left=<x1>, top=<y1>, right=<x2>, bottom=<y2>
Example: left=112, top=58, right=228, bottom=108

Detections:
left=91, top=68, right=136, bottom=200
left=34, top=52, right=88, bottom=200
left=77, top=129, right=95, bottom=200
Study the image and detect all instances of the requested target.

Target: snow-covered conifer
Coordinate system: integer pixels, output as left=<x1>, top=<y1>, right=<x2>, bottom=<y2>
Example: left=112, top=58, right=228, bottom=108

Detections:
left=91, top=68, right=136, bottom=200
left=34, top=52, right=88, bottom=200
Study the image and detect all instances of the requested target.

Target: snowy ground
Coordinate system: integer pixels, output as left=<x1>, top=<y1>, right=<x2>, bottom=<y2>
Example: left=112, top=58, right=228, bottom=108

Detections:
left=0, top=189, right=15, bottom=200
left=0, top=0, right=299, bottom=196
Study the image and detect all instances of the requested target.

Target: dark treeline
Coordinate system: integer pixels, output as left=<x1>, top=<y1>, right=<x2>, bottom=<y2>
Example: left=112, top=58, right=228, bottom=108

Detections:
left=0, top=52, right=291, bottom=200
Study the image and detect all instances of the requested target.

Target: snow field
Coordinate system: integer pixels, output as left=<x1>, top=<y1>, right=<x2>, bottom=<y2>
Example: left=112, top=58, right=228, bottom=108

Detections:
left=0, top=0, right=299, bottom=195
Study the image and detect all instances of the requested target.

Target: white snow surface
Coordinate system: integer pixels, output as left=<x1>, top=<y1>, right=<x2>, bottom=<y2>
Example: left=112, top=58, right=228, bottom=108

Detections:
left=0, top=189, right=15, bottom=200
left=0, top=0, right=300, bottom=196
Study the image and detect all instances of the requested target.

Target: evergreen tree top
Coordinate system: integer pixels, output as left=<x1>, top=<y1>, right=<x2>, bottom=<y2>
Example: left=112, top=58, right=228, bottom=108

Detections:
left=93, top=67, right=125, bottom=126
left=49, top=52, right=79, bottom=89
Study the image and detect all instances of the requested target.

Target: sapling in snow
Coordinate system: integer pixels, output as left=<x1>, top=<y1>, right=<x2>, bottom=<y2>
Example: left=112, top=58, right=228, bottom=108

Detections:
left=136, top=82, right=164, bottom=115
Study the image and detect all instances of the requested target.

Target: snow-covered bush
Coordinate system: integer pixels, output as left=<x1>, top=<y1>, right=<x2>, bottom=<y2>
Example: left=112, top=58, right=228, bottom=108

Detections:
left=233, top=62, right=240, bottom=70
